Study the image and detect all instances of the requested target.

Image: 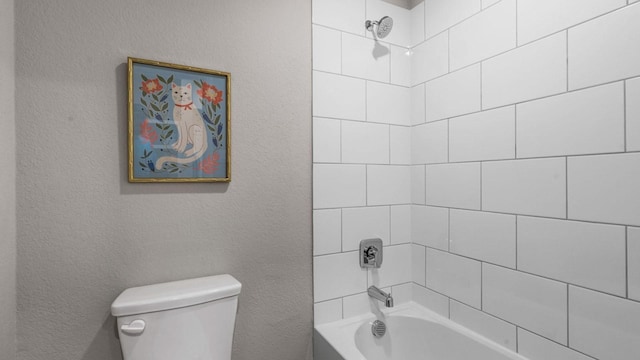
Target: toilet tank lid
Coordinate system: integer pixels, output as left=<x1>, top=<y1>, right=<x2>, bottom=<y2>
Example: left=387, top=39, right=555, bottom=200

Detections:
left=111, top=274, right=241, bottom=317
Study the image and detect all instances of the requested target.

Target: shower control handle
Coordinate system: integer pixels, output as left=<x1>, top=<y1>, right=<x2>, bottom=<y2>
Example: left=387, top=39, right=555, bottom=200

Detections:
left=360, top=238, right=383, bottom=268
left=364, top=246, right=378, bottom=265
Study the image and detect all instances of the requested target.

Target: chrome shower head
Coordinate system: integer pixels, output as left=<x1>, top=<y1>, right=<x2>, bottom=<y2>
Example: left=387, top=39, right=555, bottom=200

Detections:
left=365, top=16, right=394, bottom=39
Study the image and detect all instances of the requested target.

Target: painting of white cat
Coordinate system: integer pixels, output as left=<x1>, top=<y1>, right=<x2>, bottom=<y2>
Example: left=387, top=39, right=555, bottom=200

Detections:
left=128, top=57, right=230, bottom=182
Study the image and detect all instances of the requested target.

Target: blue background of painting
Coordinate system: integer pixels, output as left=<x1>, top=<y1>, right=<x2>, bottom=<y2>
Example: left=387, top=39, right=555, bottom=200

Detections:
left=132, top=62, right=228, bottom=179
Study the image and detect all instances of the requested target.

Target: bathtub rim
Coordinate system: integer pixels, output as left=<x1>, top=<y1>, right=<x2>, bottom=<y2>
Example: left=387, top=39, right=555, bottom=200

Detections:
left=314, top=301, right=529, bottom=360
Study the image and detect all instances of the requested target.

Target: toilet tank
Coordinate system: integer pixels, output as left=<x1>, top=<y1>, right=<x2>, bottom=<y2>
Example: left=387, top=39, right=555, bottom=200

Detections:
left=111, top=274, right=241, bottom=360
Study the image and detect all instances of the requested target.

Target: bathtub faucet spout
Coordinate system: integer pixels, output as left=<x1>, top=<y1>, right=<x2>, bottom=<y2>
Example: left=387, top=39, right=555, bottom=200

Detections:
left=368, top=286, right=394, bottom=308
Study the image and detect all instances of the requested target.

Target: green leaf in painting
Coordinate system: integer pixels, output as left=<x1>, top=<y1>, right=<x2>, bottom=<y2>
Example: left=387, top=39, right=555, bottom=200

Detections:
left=151, top=103, right=160, bottom=111
left=139, top=162, right=147, bottom=168
left=214, top=114, right=220, bottom=125
left=140, top=98, right=147, bottom=107
left=166, top=130, right=174, bottom=138
left=152, top=93, right=158, bottom=101
left=161, top=102, right=168, bottom=111
left=158, top=75, right=167, bottom=83
left=141, top=74, right=148, bottom=81
left=167, top=75, right=174, bottom=84
left=194, top=80, right=202, bottom=88
left=170, top=168, right=179, bottom=173
left=207, top=124, right=215, bottom=132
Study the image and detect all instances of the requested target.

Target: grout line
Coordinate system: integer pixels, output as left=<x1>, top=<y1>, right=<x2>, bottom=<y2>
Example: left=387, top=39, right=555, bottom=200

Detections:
left=447, top=119, right=451, bottom=163
left=340, top=29, right=343, bottom=75
left=313, top=69, right=412, bottom=89
left=339, top=120, right=343, bottom=163
left=364, top=80, right=368, bottom=122
left=480, top=262, right=484, bottom=310
left=447, top=29, right=451, bottom=74
left=566, top=284, right=570, bottom=347
left=326, top=202, right=634, bottom=231
left=423, top=245, right=427, bottom=287
left=369, top=75, right=635, bottom=129
left=319, top=149, right=640, bottom=167
left=365, top=165, right=369, bottom=206
left=423, top=165, right=427, bottom=204
left=480, top=61, right=483, bottom=111
left=515, top=0, right=519, bottom=45
left=515, top=215, right=518, bottom=270
left=340, top=208, right=344, bottom=253
left=313, top=115, right=414, bottom=127
left=388, top=124, right=392, bottom=164
left=626, top=227, right=629, bottom=299
left=624, top=80, right=628, bottom=152
left=479, top=162, right=483, bottom=210
left=447, top=208, right=451, bottom=252
left=566, top=30, right=570, bottom=91
left=565, top=156, right=569, bottom=219
left=514, top=105, right=518, bottom=158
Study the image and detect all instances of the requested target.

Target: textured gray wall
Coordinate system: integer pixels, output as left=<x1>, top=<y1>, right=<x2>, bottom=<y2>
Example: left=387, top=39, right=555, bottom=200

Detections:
left=15, top=1, right=312, bottom=360
left=0, top=0, right=16, bottom=358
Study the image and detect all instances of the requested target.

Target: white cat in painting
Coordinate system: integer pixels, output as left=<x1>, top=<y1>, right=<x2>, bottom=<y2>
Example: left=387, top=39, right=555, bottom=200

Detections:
left=155, top=83, right=208, bottom=170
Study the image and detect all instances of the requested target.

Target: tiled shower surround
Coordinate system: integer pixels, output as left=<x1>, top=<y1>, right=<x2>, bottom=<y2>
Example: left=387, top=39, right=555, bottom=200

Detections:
left=312, top=0, right=640, bottom=359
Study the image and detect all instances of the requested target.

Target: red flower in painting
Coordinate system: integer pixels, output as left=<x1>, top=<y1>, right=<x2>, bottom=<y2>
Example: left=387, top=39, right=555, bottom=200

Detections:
left=140, top=78, right=163, bottom=94
left=197, top=82, right=223, bottom=105
left=140, top=118, right=159, bottom=144
left=196, top=152, right=220, bottom=174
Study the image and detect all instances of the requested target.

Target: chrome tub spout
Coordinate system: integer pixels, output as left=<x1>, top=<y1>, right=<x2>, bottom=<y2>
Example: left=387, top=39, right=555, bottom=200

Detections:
left=368, top=285, right=394, bottom=308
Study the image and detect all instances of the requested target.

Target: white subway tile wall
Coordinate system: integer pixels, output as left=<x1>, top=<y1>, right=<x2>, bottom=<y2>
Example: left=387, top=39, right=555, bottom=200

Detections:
left=517, top=0, right=625, bottom=46
left=425, top=162, right=481, bottom=209
left=425, top=63, right=482, bottom=121
left=483, top=263, right=568, bottom=344
left=516, top=82, right=625, bottom=158
left=448, top=0, right=516, bottom=71
left=313, top=1, right=640, bottom=359
left=482, top=31, right=567, bottom=109
left=411, top=31, right=449, bottom=85
left=517, top=328, right=595, bottom=360
left=517, top=216, right=627, bottom=296
left=426, top=248, right=482, bottom=308
left=569, top=286, right=640, bottom=360
left=342, top=206, right=390, bottom=251
left=449, top=300, right=517, bottom=351
left=449, top=209, right=516, bottom=268
left=482, top=157, right=566, bottom=218
left=448, top=106, right=515, bottom=162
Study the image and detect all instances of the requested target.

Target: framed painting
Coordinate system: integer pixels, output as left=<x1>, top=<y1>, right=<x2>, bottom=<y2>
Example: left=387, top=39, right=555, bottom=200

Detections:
left=128, top=57, right=231, bottom=182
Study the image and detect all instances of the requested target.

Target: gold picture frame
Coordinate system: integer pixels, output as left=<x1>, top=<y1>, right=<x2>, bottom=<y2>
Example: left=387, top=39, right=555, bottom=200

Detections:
left=128, top=57, right=231, bottom=182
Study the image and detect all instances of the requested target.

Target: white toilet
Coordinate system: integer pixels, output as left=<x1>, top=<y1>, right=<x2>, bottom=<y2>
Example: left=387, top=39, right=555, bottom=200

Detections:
left=111, top=274, right=241, bottom=360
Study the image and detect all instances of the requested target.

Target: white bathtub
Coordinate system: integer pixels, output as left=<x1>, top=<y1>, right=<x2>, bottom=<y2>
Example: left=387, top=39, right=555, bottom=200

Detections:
left=314, top=302, right=529, bottom=360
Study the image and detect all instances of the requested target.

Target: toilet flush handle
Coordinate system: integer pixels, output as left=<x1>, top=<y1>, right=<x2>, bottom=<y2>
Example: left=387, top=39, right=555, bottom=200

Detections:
left=120, top=319, right=146, bottom=335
